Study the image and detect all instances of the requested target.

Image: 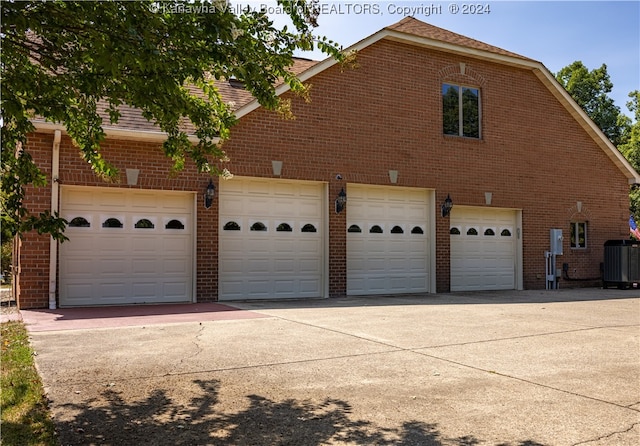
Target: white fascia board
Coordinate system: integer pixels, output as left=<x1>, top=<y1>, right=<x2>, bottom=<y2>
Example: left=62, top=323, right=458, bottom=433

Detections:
left=33, top=121, right=212, bottom=145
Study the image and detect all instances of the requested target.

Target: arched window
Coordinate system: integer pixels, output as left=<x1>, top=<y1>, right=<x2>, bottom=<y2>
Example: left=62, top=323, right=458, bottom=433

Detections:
left=411, top=226, right=424, bottom=234
left=166, top=219, right=185, bottom=230
left=500, top=229, right=512, bottom=237
left=250, top=222, right=267, bottom=231
left=369, top=225, right=383, bottom=234
left=134, top=219, right=154, bottom=229
left=301, top=223, right=317, bottom=233
left=223, top=221, right=240, bottom=231
left=276, top=223, right=293, bottom=232
left=449, top=227, right=461, bottom=235
left=484, top=228, right=495, bottom=236
left=466, top=228, right=478, bottom=236
left=69, top=217, right=90, bottom=228
left=348, top=224, right=362, bottom=233
left=390, top=225, right=404, bottom=234
left=102, top=218, right=123, bottom=228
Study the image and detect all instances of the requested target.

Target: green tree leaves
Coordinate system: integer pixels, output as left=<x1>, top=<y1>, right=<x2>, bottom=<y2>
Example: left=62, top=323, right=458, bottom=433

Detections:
left=1, top=0, right=344, bottom=240
left=555, top=61, right=629, bottom=147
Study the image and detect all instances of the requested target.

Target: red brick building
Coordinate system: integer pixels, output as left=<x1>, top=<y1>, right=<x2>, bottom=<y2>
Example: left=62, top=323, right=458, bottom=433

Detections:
left=16, top=18, right=639, bottom=309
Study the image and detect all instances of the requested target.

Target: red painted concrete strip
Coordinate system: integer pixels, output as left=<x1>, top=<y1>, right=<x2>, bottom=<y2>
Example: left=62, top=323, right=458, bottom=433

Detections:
left=20, top=303, right=269, bottom=332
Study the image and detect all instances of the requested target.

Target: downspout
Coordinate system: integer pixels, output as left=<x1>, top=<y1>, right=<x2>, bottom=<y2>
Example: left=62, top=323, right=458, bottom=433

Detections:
left=49, top=130, right=61, bottom=309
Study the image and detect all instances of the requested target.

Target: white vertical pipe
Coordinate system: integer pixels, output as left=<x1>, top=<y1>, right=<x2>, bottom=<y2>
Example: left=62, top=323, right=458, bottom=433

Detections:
left=49, top=130, right=61, bottom=309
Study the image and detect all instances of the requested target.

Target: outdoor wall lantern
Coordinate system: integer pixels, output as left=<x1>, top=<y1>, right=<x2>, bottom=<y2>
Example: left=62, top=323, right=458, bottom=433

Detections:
left=441, top=194, right=453, bottom=217
left=204, top=179, right=215, bottom=209
left=336, top=188, right=347, bottom=214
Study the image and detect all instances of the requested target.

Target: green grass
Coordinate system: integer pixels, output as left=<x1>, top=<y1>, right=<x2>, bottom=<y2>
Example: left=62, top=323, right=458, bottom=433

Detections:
left=1, top=321, right=57, bottom=445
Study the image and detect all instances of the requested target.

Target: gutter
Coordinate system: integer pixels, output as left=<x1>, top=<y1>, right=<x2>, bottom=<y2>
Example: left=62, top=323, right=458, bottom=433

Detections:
left=49, top=130, right=61, bottom=309
left=33, top=121, right=211, bottom=145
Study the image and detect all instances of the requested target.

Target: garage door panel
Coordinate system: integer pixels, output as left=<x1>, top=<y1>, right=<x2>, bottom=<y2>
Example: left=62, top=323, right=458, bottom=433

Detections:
left=219, top=178, right=324, bottom=300
left=347, top=185, right=431, bottom=295
left=451, top=208, right=517, bottom=292
left=163, top=282, right=189, bottom=298
left=163, top=258, right=189, bottom=275
left=59, top=187, right=193, bottom=306
left=132, top=238, right=159, bottom=252
left=132, top=281, right=158, bottom=298
left=97, top=191, right=124, bottom=207
left=163, top=238, right=189, bottom=253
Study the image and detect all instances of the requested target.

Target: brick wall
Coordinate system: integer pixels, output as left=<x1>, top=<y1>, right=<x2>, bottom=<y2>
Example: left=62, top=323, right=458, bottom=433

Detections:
left=220, top=39, right=629, bottom=292
left=18, top=38, right=631, bottom=308
left=20, top=134, right=215, bottom=308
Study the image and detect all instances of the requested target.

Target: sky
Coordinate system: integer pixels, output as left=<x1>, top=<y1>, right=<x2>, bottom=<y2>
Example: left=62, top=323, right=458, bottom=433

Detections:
left=235, top=0, right=640, bottom=117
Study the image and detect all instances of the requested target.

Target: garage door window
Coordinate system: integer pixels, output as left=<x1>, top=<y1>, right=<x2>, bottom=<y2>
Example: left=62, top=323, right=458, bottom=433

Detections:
left=166, top=219, right=185, bottom=230
left=134, top=219, right=155, bottom=229
left=69, top=217, right=90, bottom=228
left=450, top=227, right=461, bottom=235
left=466, top=227, right=478, bottom=236
left=301, top=224, right=317, bottom=233
left=102, top=218, right=123, bottom=228
left=500, top=229, right=511, bottom=237
left=484, top=228, right=495, bottom=236
left=223, top=221, right=240, bottom=231
left=411, top=226, right=424, bottom=234
left=370, top=225, right=383, bottom=234
left=277, top=223, right=293, bottom=232
left=348, top=224, right=362, bottom=233
left=250, top=222, right=267, bottom=231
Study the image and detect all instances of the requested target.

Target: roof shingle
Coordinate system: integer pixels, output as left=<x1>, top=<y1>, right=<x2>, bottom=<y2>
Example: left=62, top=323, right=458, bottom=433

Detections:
left=385, top=16, right=534, bottom=62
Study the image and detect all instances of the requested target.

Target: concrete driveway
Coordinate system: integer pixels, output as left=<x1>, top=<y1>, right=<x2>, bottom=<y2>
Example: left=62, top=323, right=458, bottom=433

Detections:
left=25, top=289, right=639, bottom=445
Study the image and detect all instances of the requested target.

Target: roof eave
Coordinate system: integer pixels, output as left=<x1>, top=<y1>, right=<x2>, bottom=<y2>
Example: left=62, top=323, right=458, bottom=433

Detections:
left=33, top=120, right=211, bottom=145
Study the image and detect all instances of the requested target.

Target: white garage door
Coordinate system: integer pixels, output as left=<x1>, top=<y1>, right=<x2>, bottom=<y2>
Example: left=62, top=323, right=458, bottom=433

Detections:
left=219, top=178, right=324, bottom=300
left=450, top=207, right=517, bottom=291
left=59, top=187, right=194, bottom=306
left=347, top=185, right=430, bottom=295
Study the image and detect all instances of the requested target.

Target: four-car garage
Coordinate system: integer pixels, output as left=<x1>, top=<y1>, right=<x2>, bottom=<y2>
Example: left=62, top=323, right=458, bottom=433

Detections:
left=57, top=181, right=521, bottom=306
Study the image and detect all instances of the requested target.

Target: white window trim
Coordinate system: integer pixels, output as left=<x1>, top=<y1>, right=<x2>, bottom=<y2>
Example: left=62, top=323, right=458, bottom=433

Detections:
left=443, top=83, right=482, bottom=139
left=570, top=221, right=587, bottom=249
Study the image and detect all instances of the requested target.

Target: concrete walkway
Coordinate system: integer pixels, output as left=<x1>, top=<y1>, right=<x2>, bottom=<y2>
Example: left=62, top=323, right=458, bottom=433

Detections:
left=24, top=289, right=640, bottom=445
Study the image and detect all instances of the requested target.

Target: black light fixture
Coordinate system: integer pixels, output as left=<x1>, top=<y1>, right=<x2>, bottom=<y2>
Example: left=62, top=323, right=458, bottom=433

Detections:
left=204, top=179, right=215, bottom=209
left=336, top=187, right=347, bottom=214
left=441, top=194, right=453, bottom=217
